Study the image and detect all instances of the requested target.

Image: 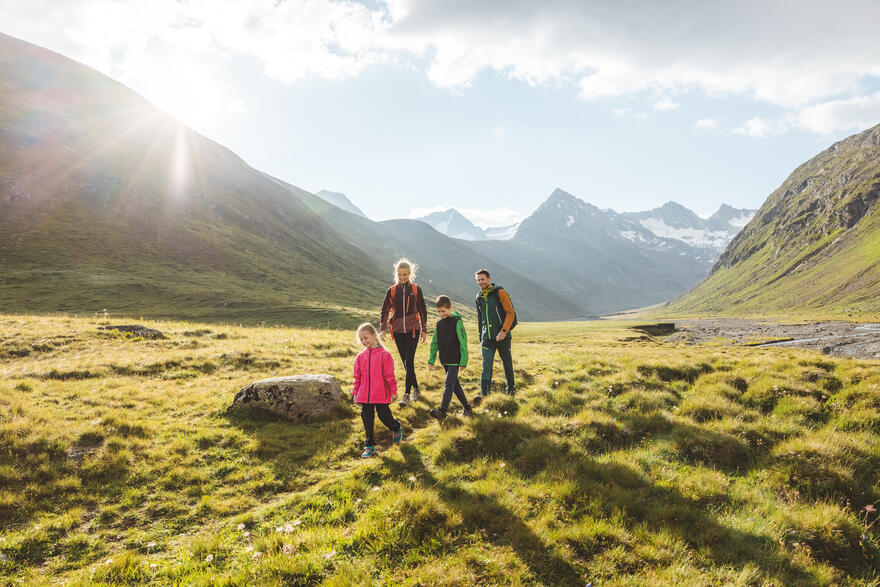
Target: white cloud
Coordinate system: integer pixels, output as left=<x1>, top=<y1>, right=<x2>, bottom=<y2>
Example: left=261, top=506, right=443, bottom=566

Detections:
left=3, top=0, right=880, bottom=135
left=653, top=96, right=680, bottom=111
left=492, top=126, right=506, bottom=137
left=794, top=92, right=880, bottom=134
left=612, top=108, right=631, bottom=117
left=695, top=117, right=720, bottom=130
left=225, top=100, right=248, bottom=115
left=733, top=116, right=789, bottom=138
left=409, top=206, right=525, bottom=228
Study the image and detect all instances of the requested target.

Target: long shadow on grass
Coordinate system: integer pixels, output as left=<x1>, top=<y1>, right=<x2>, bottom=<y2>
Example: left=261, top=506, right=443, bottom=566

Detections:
left=391, top=444, right=586, bottom=586
left=393, top=416, right=820, bottom=583
left=224, top=409, right=356, bottom=486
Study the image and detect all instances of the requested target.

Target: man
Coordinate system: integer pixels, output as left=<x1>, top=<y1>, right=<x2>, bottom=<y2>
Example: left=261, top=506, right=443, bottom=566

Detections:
left=473, top=269, right=516, bottom=405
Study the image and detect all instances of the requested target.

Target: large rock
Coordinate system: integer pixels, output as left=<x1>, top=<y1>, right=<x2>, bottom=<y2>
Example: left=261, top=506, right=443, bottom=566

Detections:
left=230, top=375, right=345, bottom=422
left=99, top=324, right=165, bottom=339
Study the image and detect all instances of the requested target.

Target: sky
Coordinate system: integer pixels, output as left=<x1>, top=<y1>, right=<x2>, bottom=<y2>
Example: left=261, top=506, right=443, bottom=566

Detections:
left=2, top=0, right=880, bottom=226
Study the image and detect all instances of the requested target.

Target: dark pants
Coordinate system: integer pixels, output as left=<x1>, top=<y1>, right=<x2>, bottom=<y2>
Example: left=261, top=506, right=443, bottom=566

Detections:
left=480, top=336, right=514, bottom=395
left=440, top=365, right=470, bottom=411
left=361, top=403, right=400, bottom=447
left=394, top=332, right=420, bottom=394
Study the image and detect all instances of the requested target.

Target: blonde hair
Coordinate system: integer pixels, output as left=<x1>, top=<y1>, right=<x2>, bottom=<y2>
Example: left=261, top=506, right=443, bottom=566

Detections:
left=393, top=258, right=418, bottom=283
left=356, top=322, right=380, bottom=346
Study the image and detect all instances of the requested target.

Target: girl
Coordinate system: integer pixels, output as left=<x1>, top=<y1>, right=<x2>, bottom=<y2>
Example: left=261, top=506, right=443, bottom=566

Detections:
left=352, top=322, right=403, bottom=458
left=379, top=258, right=427, bottom=407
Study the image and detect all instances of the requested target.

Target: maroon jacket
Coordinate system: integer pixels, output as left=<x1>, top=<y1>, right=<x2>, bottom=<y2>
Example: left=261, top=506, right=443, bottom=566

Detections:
left=380, top=282, right=427, bottom=335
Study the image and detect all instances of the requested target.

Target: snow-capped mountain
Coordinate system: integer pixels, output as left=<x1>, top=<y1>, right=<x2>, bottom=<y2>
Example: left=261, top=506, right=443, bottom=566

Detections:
left=623, top=201, right=756, bottom=253
left=416, top=209, right=487, bottom=240
left=316, top=190, right=368, bottom=218
left=484, top=223, right=520, bottom=240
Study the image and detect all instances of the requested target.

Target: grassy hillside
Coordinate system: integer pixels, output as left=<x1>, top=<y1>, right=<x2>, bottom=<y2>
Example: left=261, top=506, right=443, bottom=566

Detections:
left=2, top=314, right=879, bottom=584
left=668, top=124, right=880, bottom=316
left=0, top=32, right=387, bottom=326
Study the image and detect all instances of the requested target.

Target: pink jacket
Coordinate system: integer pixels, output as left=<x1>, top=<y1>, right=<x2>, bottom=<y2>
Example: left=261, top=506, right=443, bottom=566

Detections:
left=352, top=346, right=397, bottom=404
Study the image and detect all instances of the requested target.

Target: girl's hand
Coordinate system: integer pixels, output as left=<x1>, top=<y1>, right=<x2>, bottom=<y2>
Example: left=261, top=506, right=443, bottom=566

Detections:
left=390, top=393, right=398, bottom=401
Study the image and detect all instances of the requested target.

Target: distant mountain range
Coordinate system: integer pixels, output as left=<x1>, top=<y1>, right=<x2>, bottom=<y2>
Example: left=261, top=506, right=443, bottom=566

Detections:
left=669, top=122, right=880, bottom=316
left=413, top=198, right=754, bottom=261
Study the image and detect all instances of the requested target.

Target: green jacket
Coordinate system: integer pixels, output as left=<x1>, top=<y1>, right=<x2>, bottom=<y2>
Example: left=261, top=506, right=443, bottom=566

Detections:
left=428, top=312, right=468, bottom=367
left=475, top=284, right=516, bottom=344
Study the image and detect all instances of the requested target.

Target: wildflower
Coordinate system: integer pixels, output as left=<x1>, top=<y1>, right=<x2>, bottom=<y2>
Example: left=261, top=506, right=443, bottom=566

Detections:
left=245, top=546, right=254, bottom=553
left=236, top=523, right=245, bottom=530
left=283, top=523, right=294, bottom=533
left=205, top=554, right=214, bottom=563
left=243, top=531, right=250, bottom=538
left=293, top=519, right=302, bottom=526
left=252, top=552, right=261, bottom=559
left=408, top=475, right=416, bottom=482
left=355, top=499, right=362, bottom=504
left=146, top=542, right=157, bottom=549
left=105, top=558, right=113, bottom=565
left=324, top=550, right=337, bottom=559
left=149, top=563, right=157, bottom=569
left=499, top=462, right=506, bottom=468
left=276, top=526, right=282, bottom=533
left=282, top=543, right=296, bottom=555
left=865, top=504, right=877, bottom=513
left=372, top=486, right=380, bottom=491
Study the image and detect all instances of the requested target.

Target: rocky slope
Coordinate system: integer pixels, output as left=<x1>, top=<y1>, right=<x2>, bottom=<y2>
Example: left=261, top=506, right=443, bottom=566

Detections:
left=668, top=123, right=880, bottom=315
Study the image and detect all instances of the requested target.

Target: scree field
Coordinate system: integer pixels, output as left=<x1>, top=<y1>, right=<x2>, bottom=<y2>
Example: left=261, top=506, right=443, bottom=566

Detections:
left=1, top=314, right=879, bottom=585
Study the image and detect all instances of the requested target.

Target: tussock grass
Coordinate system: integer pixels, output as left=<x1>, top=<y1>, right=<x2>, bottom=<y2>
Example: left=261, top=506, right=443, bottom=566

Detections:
left=1, top=315, right=880, bottom=584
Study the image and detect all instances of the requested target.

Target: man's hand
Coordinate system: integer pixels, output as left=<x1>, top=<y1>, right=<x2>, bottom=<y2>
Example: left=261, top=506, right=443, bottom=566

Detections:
left=420, top=330, right=427, bottom=343
left=379, top=330, right=386, bottom=342
left=496, top=330, right=507, bottom=341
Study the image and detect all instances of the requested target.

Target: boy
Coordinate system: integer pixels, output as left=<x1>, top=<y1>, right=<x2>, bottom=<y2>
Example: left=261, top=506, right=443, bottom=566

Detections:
left=427, top=295, right=474, bottom=419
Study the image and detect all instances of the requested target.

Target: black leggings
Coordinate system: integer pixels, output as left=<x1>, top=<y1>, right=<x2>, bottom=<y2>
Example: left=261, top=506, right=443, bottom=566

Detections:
left=361, top=403, right=400, bottom=447
left=394, top=332, right=420, bottom=394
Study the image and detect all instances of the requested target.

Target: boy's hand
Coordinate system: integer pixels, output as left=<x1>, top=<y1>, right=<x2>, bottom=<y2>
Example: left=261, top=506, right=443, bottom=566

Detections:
left=460, top=364, right=466, bottom=371
left=496, top=330, right=507, bottom=341
left=427, top=363, right=434, bottom=371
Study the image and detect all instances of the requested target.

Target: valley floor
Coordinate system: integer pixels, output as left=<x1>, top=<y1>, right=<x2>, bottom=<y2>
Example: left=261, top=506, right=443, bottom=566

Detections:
left=1, top=314, right=879, bottom=585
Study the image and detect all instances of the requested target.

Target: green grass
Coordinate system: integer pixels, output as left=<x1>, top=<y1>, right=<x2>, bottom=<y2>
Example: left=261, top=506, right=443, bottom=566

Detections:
left=2, top=315, right=880, bottom=584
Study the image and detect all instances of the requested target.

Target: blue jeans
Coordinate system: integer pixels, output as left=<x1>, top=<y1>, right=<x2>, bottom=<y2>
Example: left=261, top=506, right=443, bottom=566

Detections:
left=441, top=365, right=469, bottom=411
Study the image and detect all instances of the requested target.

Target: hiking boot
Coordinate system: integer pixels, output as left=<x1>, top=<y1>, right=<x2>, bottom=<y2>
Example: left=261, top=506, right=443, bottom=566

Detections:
left=471, top=395, right=483, bottom=407
left=504, top=389, right=516, bottom=396
left=429, top=408, right=447, bottom=420
left=361, top=446, right=375, bottom=458
left=411, top=387, right=421, bottom=401
left=392, top=426, right=404, bottom=444
left=462, top=406, right=474, bottom=418
left=398, top=393, right=410, bottom=407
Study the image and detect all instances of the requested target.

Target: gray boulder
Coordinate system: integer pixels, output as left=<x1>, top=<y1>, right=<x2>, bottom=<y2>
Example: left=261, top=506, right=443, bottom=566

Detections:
left=230, top=375, right=345, bottom=422
left=99, top=324, right=165, bottom=339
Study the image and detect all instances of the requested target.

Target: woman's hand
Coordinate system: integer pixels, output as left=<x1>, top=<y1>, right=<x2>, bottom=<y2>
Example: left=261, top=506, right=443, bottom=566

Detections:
left=379, top=330, right=386, bottom=342
left=420, top=331, right=427, bottom=343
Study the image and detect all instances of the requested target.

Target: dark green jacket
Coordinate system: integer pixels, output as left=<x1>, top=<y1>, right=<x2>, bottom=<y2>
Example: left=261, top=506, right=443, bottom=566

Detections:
left=475, top=284, right=516, bottom=344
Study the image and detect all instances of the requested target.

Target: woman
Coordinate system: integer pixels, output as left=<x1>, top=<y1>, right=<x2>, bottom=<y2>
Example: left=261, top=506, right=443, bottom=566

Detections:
left=380, top=258, right=427, bottom=407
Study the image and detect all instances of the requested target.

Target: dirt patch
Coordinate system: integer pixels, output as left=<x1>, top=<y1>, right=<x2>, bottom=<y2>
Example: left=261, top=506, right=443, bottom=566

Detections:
left=666, top=319, right=880, bottom=359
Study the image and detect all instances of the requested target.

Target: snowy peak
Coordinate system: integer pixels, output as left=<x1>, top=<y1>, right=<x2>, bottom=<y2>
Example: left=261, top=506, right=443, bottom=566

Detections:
left=416, top=209, right=486, bottom=240
left=316, top=190, right=368, bottom=218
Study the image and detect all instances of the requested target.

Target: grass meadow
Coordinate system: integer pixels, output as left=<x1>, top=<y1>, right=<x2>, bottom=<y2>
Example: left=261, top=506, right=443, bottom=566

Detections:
left=1, top=314, right=879, bottom=585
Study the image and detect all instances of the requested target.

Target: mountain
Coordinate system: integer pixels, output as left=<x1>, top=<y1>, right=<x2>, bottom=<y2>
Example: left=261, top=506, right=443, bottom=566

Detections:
left=315, top=189, right=367, bottom=218
left=484, top=223, right=520, bottom=240
left=0, top=32, right=387, bottom=326
left=416, top=208, right=486, bottom=240
left=668, top=123, right=880, bottom=315
left=623, top=201, right=755, bottom=255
